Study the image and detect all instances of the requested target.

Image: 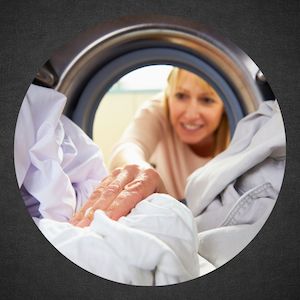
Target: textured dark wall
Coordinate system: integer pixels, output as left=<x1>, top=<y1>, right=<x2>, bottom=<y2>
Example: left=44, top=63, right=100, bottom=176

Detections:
left=0, top=1, right=299, bottom=299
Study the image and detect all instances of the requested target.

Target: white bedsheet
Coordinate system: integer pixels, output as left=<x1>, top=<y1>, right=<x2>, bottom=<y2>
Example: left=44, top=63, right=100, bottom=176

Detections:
left=35, top=194, right=206, bottom=285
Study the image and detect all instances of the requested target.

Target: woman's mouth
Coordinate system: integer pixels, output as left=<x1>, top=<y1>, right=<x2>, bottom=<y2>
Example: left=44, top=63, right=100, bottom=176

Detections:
left=181, top=123, right=204, bottom=132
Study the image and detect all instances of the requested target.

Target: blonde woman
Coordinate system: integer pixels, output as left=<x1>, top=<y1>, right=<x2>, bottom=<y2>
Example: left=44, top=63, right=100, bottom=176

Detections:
left=71, top=67, right=230, bottom=227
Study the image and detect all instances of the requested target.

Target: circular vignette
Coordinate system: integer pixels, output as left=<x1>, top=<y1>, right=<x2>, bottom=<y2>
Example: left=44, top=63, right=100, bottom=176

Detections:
left=14, top=16, right=285, bottom=286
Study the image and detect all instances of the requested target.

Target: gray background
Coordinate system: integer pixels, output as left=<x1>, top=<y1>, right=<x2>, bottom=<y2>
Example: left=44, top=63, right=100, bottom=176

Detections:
left=0, top=0, right=299, bottom=299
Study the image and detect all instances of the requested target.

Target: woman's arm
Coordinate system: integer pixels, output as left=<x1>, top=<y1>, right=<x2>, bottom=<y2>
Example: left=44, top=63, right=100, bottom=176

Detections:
left=109, top=99, right=164, bottom=170
left=70, top=99, right=167, bottom=227
left=109, top=142, right=151, bottom=171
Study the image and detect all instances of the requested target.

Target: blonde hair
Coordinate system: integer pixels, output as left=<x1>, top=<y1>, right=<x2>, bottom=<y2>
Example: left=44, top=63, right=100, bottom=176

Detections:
left=163, top=67, right=230, bottom=156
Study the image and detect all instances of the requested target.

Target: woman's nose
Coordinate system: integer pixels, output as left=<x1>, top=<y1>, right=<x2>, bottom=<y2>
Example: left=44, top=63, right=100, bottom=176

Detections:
left=185, top=101, right=200, bottom=118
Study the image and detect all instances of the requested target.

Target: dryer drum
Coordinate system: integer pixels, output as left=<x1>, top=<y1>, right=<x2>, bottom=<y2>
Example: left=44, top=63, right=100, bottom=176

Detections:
left=34, top=17, right=274, bottom=137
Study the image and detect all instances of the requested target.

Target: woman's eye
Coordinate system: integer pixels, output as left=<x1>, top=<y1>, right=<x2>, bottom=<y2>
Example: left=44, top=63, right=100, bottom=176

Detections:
left=201, top=97, right=215, bottom=104
left=175, top=92, right=187, bottom=100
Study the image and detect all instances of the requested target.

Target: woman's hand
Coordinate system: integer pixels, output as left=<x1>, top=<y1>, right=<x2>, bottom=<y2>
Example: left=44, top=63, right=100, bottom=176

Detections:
left=69, top=164, right=165, bottom=227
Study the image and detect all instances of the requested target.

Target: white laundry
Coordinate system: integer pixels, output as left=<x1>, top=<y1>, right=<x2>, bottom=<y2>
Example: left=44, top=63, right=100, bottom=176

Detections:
left=14, top=84, right=107, bottom=221
left=15, top=84, right=285, bottom=284
left=14, top=84, right=202, bottom=285
left=36, top=194, right=201, bottom=285
left=185, top=100, right=286, bottom=268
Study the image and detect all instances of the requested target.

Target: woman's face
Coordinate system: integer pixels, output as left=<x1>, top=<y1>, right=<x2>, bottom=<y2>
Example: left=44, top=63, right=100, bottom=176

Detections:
left=168, top=70, right=224, bottom=148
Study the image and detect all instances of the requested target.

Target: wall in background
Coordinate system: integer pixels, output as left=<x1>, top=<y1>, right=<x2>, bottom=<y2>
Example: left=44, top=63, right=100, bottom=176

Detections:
left=93, top=91, right=159, bottom=167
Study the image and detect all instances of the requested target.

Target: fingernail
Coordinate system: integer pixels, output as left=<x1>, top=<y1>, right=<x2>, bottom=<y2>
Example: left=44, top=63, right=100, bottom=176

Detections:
left=77, top=218, right=90, bottom=228
left=105, top=210, right=113, bottom=218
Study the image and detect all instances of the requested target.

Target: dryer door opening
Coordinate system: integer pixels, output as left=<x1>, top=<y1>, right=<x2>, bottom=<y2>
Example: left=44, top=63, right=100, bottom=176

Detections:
left=34, top=17, right=274, bottom=138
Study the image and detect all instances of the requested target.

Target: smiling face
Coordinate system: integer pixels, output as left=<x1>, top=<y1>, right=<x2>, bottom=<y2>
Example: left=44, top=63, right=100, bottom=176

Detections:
left=167, top=69, right=225, bottom=155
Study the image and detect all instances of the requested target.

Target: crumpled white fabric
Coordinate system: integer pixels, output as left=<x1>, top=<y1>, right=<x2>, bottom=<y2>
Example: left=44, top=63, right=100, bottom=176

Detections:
left=185, top=100, right=286, bottom=267
left=14, top=84, right=107, bottom=221
left=14, top=84, right=203, bottom=285
left=36, top=193, right=201, bottom=286
left=16, top=85, right=285, bottom=283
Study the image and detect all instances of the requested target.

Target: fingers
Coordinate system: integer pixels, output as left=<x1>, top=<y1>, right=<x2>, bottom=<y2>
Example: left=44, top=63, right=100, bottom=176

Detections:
left=69, top=171, right=118, bottom=225
left=69, top=189, right=100, bottom=225
left=75, top=207, right=96, bottom=228
left=71, top=165, right=141, bottom=227
left=104, top=168, right=160, bottom=220
left=71, top=164, right=162, bottom=227
left=90, top=165, right=140, bottom=210
left=104, top=190, right=141, bottom=220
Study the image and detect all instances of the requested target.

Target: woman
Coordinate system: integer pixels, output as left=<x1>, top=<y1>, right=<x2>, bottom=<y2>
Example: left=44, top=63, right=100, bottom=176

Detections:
left=109, top=67, right=230, bottom=199
left=71, top=67, right=230, bottom=226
